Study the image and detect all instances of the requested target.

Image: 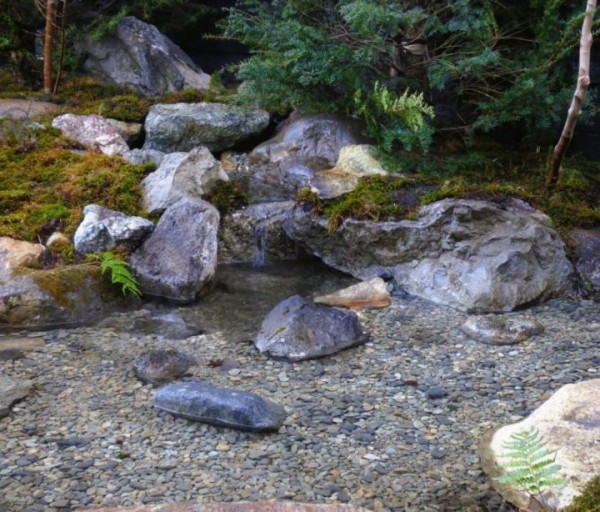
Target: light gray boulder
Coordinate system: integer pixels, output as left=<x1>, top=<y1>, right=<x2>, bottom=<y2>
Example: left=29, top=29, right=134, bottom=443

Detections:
left=143, top=103, right=270, bottom=153
left=0, top=237, right=45, bottom=270
left=243, top=114, right=369, bottom=202
left=154, top=381, right=287, bottom=432
left=461, top=315, right=544, bottom=344
left=0, top=373, right=32, bottom=418
left=0, top=265, right=139, bottom=329
left=130, top=198, right=219, bottom=303
left=255, top=295, right=369, bottom=361
left=480, top=379, right=600, bottom=510
left=219, top=201, right=301, bottom=264
left=51, top=114, right=129, bottom=156
left=74, top=204, right=154, bottom=254
left=285, top=198, right=574, bottom=313
left=78, top=16, right=210, bottom=97
left=142, top=147, right=228, bottom=214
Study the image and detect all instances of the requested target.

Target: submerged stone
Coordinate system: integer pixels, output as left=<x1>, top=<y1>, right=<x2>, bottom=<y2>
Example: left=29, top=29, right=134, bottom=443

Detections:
left=461, top=315, right=544, bottom=345
left=153, top=381, right=287, bottom=432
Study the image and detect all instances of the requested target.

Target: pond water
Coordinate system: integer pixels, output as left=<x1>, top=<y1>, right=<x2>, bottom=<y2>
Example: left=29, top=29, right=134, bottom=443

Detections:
left=100, top=259, right=358, bottom=339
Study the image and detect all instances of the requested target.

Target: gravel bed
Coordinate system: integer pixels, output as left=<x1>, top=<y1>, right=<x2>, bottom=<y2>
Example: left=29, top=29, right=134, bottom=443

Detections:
left=1, top=296, right=599, bottom=512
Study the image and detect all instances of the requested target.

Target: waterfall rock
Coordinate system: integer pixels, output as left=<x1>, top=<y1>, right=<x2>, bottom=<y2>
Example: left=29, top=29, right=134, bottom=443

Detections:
left=314, top=277, right=391, bottom=309
left=285, top=198, right=574, bottom=313
left=78, top=16, right=210, bottom=97
left=0, top=373, right=32, bottom=418
left=480, top=379, right=600, bottom=511
left=255, top=295, right=369, bottom=361
left=0, top=264, right=139, bottom=329
left=74, top=204, right=154, bottom=254
left=143, top=103, right=270, bottom=153
left=461, top=315, right=544, bottom=344
left=570, top=228, right=600, bottom=300
left=130, top=198, right=219, bottom=303
left=141, top=147, right=228, bottom=214
left=154, top=381, right=287, bottom=432
left=219, top=201, right=301, bottom=264
left=244, top=114, right=370, bottom=202
left=133, top=349, right=197, bottom=385
left=51, top=114, right=129, bottom=156
left=0, top=237, right=45, bottom=270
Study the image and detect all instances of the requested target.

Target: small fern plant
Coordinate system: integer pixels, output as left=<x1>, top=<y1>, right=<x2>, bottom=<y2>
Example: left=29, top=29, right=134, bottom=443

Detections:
left=97, top=252, right=142, bottom=298
left=495, top=427, right=564, bottom=511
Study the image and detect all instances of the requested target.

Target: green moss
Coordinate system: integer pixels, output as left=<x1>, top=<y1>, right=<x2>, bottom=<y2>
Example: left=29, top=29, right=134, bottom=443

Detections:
left=0, top=123, right=150, bottom=242
left=203, top=179, right=249, bottom=215
left=566, top=475, right=600, bottom=511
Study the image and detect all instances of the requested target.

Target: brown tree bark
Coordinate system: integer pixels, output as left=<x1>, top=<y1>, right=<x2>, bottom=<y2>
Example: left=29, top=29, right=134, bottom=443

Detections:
left=43, top=0, right=57, bottom=95
left=546, top=0, right=596, bottom=191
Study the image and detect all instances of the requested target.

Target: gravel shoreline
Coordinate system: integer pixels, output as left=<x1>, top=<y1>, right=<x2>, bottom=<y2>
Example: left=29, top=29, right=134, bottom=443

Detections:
left=1, top=295, right=599, bottom=512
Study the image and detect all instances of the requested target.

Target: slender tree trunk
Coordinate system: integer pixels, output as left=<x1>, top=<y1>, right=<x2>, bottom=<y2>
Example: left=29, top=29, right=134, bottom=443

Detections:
left=546, top=0, right=596, bottom=190
left=43, top=0, right=56, bottom=95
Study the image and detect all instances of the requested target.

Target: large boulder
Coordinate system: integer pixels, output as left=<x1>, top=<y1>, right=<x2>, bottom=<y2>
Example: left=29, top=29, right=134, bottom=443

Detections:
left=74, top=204, right=154, bottom=254
left=78, top=16, right=210, bottom=97
left=255, top=295, right=369, bottom=361
left=0, top=372, right=32, bottom=419
left=142, top=147, right=228, bottom=214
left=154, top=381, right=287, bottom=432
left=52, top=114, right=129, bottom=156
left=130, top=198, right=219, bottom=303
left=0, top=237, right=45, bottom=270
left=285, top=198, right=573, bottom=313
left=143, top=103, right=270, bottom=153
left=480, top=379, right=600, bottom=510
left=219, top=201, right=301, bottom=264
left=243, top=114, right=370, bottom=202
left=0, top=264, right=138, bottom=329
left=570, top=228, right=600, bottom=300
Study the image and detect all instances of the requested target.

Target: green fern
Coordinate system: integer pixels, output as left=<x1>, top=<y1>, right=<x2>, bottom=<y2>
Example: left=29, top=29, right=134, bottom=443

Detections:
left=495, top=427, right=564, bottom=498
left=98, top=252, right=142, bottom=298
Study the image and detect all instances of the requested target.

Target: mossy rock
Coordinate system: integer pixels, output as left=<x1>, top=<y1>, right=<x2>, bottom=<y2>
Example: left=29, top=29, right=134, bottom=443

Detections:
left=0, top=264, right=141, bottom=329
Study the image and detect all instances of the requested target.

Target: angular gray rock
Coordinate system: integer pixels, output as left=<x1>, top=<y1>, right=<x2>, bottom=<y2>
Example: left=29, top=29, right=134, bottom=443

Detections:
left=0, top=237, right=45, bottom=270
left=154, top=381, right=287, bottom=432
left=51, top=114, right=129, bottom=156
left=143, top=103, right=270, bottom=153
left=243, top=114, right=369, bottom=202
left=0, top=373, right=32, bottom=418
left=134, top=349, right=197, bottom=385
left=142, top=147, right=228, bottom=214
left=313, top=277, right=391, bottom=309
left=461, top=315, right=544, bottom=344
left=130, top=198, right=219, bottom=303
left=219, top=201, right=301, bottom=264
left=78, top=17, right=210, bottom=97
left=480, top=379, right=600, bottom=510
left=122, top=148, right=165, bottom=168
left=0, top=264, right=137, bottom=329
left=74, top=204, right=154, bottom=254
left=310, top=144, right=388, bottom=199
left=255, top=295, right=369, bottom=361
left=285, top=198, right=574, bottom=313
left=570, top=228, right=600, bottom=299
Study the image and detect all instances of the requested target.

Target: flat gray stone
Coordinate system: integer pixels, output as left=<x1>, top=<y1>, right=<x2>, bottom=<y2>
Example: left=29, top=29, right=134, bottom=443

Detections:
left=154, top=381, right=286, bottom=432
left=461, top=315, right=544, bottom=344
left=0, top=373, right=32, bottom=419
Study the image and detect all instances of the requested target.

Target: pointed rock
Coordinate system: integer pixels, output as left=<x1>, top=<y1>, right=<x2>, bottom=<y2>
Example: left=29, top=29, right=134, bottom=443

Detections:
left=314, top=277, right=390, bottom=309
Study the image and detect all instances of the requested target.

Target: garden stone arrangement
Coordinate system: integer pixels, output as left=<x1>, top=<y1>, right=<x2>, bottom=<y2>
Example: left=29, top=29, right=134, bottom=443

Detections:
left=1, top=15, right=600, bottom=512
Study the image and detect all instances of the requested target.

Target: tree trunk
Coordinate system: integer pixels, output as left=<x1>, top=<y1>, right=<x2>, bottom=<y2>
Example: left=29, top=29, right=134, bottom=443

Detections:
left=43, top=0, right=56, bottom=95
left=546, top=0, right=596, bottom=190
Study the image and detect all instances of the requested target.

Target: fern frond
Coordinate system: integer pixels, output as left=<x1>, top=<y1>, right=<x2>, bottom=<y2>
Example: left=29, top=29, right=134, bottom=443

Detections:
left=99, top=252, right=142, bottom=298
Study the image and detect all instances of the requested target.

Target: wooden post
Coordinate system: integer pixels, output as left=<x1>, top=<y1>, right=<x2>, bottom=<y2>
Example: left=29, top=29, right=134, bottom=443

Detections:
left=546, top=0, right=596, bottom=190
left=43, top=0, right=56, bottom=95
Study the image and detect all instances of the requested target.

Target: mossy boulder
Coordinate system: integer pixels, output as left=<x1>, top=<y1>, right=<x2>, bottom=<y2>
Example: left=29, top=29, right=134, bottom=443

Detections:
left=0, top=264, right=140, bottom=329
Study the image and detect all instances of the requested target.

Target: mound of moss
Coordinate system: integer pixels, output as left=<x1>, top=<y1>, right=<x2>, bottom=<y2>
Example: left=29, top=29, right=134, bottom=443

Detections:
left=0, top=120, right=152, bottom=242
